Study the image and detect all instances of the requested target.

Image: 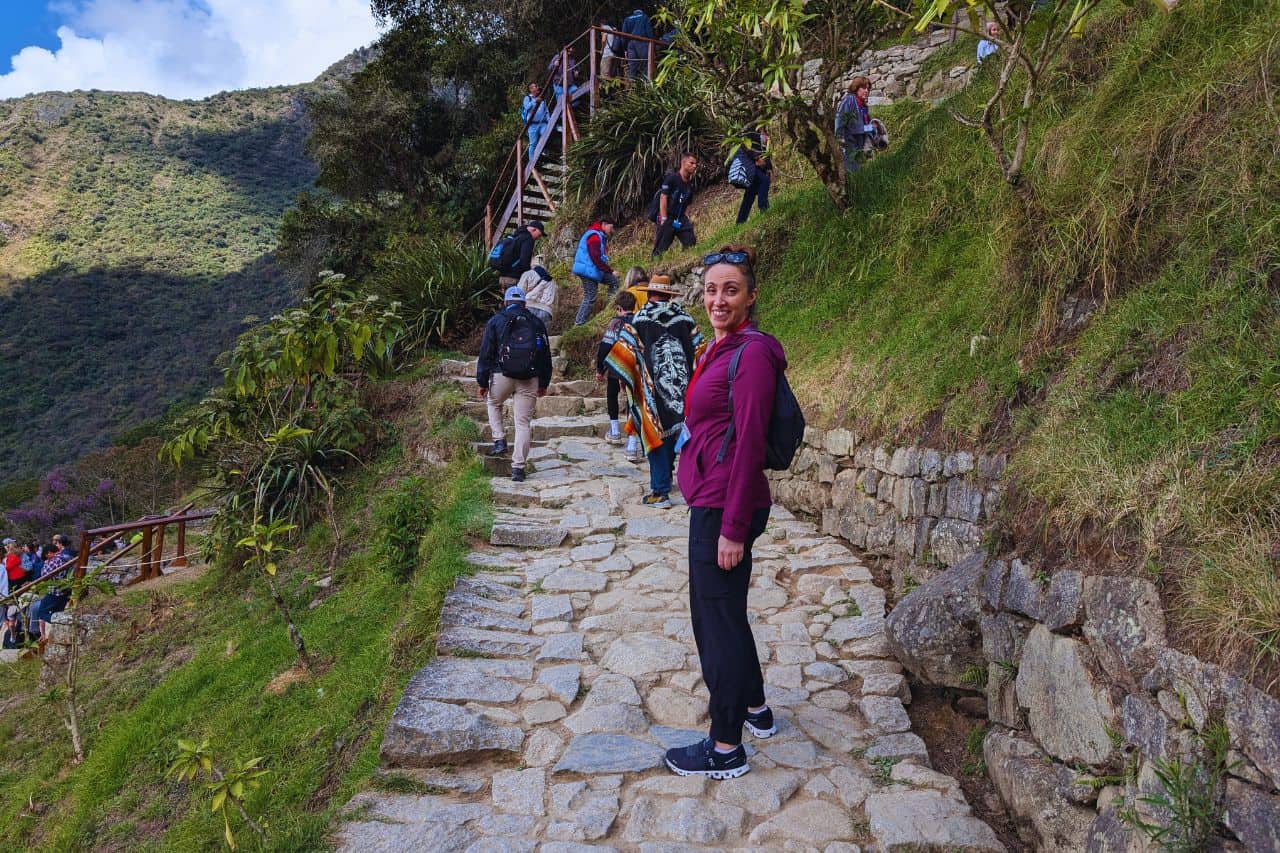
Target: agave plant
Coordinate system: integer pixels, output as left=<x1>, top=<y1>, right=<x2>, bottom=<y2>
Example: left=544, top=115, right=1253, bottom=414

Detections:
left=566, top=74, right=728, bottom=219
left=370, top=235, right=501, bottom=352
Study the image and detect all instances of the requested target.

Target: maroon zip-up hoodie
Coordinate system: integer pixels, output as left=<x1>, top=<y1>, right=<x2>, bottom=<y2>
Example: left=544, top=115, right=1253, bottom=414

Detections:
left=677, top=326, right=787, bottom=542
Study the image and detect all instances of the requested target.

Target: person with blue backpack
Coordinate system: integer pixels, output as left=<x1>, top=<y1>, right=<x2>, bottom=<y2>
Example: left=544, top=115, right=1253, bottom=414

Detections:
left=571, top=217, right=620, bottom=325
left=729, top=129, right=771, bottom=225
left=488, top=220, right=545, bottom=287
left=664, top=244, right=804, bottom=780
left=476, top=286, right=552, bottom=483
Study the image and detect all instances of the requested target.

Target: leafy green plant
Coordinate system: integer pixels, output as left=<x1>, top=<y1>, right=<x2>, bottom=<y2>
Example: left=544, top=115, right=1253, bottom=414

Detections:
left=566, top=73, right=727, bottom=220
left=869, top=756, right=897, bottom=783
left=1119, top=721, right=1238, bottom=851
left=960, top=664, right=989, bottom=687
left=373, top=475, right=433, bottom=578
left=168, top=738, right=269, bottom=850
left=369, top=236, right=500, bottom=352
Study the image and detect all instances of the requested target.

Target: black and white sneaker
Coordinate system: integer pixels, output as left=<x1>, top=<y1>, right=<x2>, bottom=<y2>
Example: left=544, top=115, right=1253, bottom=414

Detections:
left=486, top=438, right=508, bottom=456
left=665, top=738, right=750, bottom=780
left=745, top=706, right=777, bottom=738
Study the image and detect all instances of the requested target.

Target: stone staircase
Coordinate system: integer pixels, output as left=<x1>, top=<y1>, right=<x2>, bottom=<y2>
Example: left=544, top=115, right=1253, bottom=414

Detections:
left=334, top=354, right=1005, bottom=851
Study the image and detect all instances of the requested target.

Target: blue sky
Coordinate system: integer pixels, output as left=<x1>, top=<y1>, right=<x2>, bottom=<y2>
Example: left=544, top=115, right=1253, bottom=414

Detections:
left=3, top=4, right=62, bottom=73
left=0, top=1, right=381, bottom=100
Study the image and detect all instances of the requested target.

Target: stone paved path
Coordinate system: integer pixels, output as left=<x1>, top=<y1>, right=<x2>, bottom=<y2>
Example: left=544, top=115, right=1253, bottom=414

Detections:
left=335, top=360, right=1003, bottom=852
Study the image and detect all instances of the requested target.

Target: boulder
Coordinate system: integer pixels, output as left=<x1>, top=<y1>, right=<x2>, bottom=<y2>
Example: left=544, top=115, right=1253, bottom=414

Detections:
left=1223, top=779, right=1280, bottom=852
left=381, top=699, right=524, bottom=766
left=1082, top=577, right=1166, bottom=689
left=1015, top=625, right=1121, bottom=766
left=885, top=553, right=987, bottom=689
left=984, top=729, right=1097, bottom=852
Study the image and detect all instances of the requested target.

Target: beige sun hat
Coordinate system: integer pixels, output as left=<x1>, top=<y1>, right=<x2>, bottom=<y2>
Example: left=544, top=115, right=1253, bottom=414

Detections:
left=643, top=274, right=680, bottom=295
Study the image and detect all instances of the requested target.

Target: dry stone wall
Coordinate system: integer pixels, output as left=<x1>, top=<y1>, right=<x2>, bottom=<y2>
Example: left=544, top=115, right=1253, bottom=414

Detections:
left=767, top=426, right=1006, bottom=583
left=767, top=428, right=1280, bottom=851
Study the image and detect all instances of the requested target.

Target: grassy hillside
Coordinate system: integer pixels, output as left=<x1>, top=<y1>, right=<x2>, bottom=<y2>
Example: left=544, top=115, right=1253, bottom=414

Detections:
left=0, top=79, right=329, bottom=489
left=567, top=0, right=1278, bottom=686
left=0, top=373, right=487, bottom=850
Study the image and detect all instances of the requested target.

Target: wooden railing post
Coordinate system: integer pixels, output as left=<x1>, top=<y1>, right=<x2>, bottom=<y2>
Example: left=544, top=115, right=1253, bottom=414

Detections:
left=76, top=535, right=90, bottom=580
left=561, top=48, right=570, bottom=154
left=647, top=42, right=656, bottom=80
left=173, top=519, right=189, bottom=568
left=515, top=140, right=525, bottom=226
left=140, top=527, right=153, bottom=582
left=589, top=27, right=599, bottom=118
left=484, top=203, right=493, bottom=247
left=152, top=523, right=166, bottom=581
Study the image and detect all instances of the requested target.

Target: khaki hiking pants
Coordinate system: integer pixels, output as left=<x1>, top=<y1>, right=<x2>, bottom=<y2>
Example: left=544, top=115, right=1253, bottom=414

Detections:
left=486, top=374, right=539, bottom=467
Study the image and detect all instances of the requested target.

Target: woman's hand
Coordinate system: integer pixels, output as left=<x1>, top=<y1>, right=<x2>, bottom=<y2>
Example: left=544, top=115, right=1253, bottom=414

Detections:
left=717, top=535, right=745, bottom=571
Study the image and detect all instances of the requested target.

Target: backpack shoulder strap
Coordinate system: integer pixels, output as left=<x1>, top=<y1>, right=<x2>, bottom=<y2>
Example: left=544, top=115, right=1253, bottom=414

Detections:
left=714, top=338, right=755, bottom=464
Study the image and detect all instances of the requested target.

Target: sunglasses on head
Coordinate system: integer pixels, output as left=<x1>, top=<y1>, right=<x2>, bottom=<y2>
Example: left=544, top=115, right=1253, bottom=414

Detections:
left=702, top=251, right=751, bottom=267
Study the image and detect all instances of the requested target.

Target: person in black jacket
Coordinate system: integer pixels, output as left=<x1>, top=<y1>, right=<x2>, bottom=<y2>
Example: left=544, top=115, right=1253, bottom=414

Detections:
left=735, top=130, right=771, bottom=225
left=651, top=153, right=698, bottom=257
left=497, top=220, right=545, bottom=286
left=476, top=285, right=552, bottom=482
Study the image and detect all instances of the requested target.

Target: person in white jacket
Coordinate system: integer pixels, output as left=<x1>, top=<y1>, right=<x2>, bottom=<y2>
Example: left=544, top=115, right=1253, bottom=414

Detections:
left=519, top=256, right=558, bottom=326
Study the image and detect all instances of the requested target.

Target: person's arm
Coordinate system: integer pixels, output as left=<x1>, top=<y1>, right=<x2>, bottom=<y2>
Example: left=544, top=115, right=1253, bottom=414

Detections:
left=585, top=233, right=613, bottom=275
left=475, top=317, right=498, bottom=392
left=515, top=234, right=534, bottom=274
left=534, top=318, right=553, bottom=391
left=720, top=343, right=777, bottom=547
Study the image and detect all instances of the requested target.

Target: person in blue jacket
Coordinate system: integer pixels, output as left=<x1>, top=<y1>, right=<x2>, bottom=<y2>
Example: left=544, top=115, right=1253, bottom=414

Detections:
left=835, top=76, right=874, bottom=174
left=572, top=217, right=620, bottom=325
left=621, top=8, right=654, bottom=78
left=521, top=82, right=548, bottom=150
left=734, top=130, right=772, bottom=225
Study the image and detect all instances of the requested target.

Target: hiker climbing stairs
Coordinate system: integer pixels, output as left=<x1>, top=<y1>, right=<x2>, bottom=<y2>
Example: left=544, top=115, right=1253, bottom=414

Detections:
left=334, top=354, right=1005, bottom=851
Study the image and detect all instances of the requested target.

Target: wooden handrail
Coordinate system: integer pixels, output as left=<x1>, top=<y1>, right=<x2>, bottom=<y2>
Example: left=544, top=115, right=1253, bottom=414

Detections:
left=475, top=23, right=669, bottom=248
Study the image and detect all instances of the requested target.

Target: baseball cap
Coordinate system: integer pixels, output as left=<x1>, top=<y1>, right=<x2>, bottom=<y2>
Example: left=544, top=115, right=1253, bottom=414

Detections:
left=504, top=285, right=527, bottom=302
left=526, top=219, right=546, bottom=234
left=1, top=538, right=14, bottom=546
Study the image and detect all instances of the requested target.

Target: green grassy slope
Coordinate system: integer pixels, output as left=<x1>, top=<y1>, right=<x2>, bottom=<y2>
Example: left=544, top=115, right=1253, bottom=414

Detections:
left=0, top=82, right=323, bottom=487
left=0, top=386, right=488, bottom=850
left=569, top=0, right=1278, bottom=682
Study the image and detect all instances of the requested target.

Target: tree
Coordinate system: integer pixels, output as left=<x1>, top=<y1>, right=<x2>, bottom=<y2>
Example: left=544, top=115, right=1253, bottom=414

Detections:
left=899, top=0, right=1142, bottom=209
left=659, top=0, right=901, bottom=207
left=32, top=567, right=116, bottom=764
left=169, top=738, right=269, bottom=850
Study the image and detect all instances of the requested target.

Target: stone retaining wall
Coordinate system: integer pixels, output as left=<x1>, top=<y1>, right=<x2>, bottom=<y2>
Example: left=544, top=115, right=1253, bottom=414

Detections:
left=766, top=429, right=1280, bottom=851
left=767, top=426, right=1006, bottom=582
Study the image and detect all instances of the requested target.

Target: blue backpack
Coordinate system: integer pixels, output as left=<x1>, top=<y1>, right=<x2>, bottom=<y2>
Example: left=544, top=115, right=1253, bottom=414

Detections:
left=488, top=235, right=516, bottom=271
left=714, top=333, right=805, bottom=471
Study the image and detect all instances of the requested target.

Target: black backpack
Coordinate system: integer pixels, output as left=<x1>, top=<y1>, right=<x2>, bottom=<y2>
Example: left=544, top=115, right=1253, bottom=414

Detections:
left=715, top=333, right=806, bottom=471
left=497, top=308, right=544, bottom=380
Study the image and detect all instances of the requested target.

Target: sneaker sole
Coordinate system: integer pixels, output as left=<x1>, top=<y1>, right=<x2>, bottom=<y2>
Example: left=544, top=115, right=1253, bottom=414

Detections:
left=744, top=721, right=777, bottom=738
left=664, top=758, right=750, bottom=780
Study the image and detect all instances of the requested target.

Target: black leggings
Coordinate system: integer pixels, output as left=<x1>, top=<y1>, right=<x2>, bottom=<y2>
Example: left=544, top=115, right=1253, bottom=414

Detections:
left=606, top=375, right=622, bottom=419
left=687, top=505, right=772, bottom=745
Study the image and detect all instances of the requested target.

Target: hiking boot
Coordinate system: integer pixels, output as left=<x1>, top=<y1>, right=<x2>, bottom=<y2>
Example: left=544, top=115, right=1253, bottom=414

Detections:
left=745, top=706, right=777, bottom=738
left=665, top=738, right=749, bottom=780
left=487, top=438, right=508, bottom=456
left=641, top=493, right=672, bottom=508
left=605, top=430, right=623, bottom=444
left=511, top=466, right=526, bottom=483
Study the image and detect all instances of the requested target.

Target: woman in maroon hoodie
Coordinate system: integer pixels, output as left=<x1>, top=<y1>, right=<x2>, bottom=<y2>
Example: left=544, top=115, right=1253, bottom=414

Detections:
left=665, top=244, right=787, bottom=780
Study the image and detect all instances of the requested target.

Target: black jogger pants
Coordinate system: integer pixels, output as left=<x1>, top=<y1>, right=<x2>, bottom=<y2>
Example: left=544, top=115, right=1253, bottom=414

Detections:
left=687, top=505, right=772, bottom=745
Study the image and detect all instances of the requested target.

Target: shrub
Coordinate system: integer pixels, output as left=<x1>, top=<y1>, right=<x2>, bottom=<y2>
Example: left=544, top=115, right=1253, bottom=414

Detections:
left=566, top=75, right=727, bottom=221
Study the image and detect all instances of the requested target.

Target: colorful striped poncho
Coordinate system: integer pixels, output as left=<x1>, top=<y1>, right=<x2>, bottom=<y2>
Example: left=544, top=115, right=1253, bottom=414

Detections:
left=604, top=300, right=705, bottom=454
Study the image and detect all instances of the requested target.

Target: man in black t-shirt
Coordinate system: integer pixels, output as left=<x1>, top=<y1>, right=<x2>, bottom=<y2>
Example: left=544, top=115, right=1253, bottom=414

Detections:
left=651, top=153, right=698, bottom=257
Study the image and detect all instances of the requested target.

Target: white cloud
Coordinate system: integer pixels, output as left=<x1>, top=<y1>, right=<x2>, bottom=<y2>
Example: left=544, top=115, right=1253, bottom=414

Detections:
left=0, top=0, right=382, bottom=100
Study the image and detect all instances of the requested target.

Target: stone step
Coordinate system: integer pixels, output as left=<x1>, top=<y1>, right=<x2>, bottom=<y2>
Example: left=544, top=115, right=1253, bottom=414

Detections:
left=480, top=415, right=609, bottom=442
left=489, top=514, right=568, bottom=547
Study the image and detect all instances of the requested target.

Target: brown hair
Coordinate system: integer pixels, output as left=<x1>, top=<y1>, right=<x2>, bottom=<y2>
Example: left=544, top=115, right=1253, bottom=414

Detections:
left=848, top=76, right=870, bottom=94
left=615, top=291, right=637, bottom=311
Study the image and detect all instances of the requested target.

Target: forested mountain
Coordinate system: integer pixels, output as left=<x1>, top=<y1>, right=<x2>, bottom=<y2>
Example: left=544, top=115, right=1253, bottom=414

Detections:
left=0, top=53, right=367, bottom=491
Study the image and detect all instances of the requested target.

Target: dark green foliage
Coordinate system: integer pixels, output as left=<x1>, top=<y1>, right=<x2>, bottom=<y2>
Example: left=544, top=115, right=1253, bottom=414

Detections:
left=567, top=75, right=728, bottom=220
left=373, top=476, right=433, bottom=578
left=368, top=236, right=502, bottom=351
left=0, top=259, right=296, bottom=491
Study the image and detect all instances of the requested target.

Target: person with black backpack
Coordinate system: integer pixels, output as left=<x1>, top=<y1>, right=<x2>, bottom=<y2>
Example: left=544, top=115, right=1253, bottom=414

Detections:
left=664, top=244, right=804, bottom=781
left=730, top=129, right=772, bottom=225
left=476, top=285, right=553, bottom=482
left=489, top=220, right=545, bottom=287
